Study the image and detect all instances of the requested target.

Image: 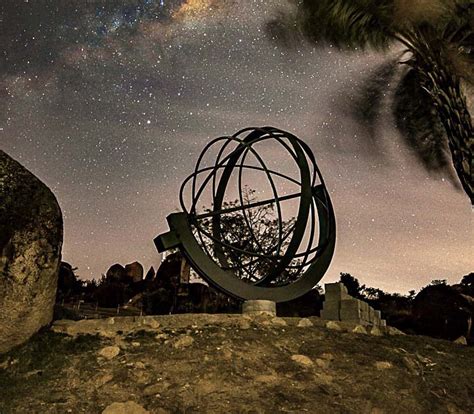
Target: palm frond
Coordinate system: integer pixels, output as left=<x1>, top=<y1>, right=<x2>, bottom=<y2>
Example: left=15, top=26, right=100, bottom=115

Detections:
left=393, top=68, right=455, bottom=177
left=296, top=0, right=395, bottom=50
left=400, top=27, right=473, bottom=203
left=351, top=61, right=398, bottom=148
left=273, top=0, right=474, bottom=203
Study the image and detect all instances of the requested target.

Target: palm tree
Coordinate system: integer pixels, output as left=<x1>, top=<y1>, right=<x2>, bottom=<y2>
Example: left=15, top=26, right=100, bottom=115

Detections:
left=269, top=0, right=473, bottom=205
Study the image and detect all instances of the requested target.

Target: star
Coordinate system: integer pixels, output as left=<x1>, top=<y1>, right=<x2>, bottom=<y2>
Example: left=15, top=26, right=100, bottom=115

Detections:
left=0, top=0, right=471, bottom=293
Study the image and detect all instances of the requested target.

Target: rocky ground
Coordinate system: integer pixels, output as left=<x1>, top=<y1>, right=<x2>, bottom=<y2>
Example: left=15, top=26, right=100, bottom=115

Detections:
left=0, top=314, right=473, bottom=414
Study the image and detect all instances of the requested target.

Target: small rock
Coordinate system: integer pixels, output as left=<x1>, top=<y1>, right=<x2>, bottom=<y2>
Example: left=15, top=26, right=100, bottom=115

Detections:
left=144, top=319, right=160, bottom=329
left=98, top=346, right=121, bottom=360
left=107, top=318, right=115, bottom=325
left=352, top=325, right=367, bottom=334
left=143, top=382, right=170, bottom=396
left=271, top=317, right=287, bottom=327
left=255, top=374, right=279, bottom=384
left=221, top=347, right=233, bottom=360
left=315, top=358, right=330, bottom=369
left=453, top=336, right=467, bottom=345
left=319, top=353, right=334, bottom=361
left=0, top=358, right=10, bottom=370
left=291, top=354, right=313, bottom=367
left=388, top=327, right=405, bottom=336
left=251, top=314, right=273, bottom=326
left=297, top=318, right=314, bottom=328
left=402, top=356, right=419, bottom=375
left=135, top=362, right=146, bottom=369
left=131, top=342, right=141, bottom=347
left=102, top=401, right=149, bottom=414
left=374, top=361, right=393, bottom=370
left=325, top=321, right=342, bottom=331
left=315, top=372, right=335, bottom=385
left=24, top=369, right=43, bottom=379
left=173, top=335, right=194, bottom=349
left=132, top=370, right=153, bottom=385
left=99, top=331, right=117, bottom=339
left=95, top=373, right=114, bottom=387
left=155, top=333, right=168, bottom=340
left=370, top=326, right=383, bottom=337
left=238, top=319, right=251, bottom=330
left=415, top=353, right=432, bottom=365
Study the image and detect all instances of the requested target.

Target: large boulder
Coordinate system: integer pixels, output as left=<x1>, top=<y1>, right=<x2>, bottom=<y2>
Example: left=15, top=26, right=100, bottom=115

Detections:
left=412, top=284, right=474, bottom=343
left=0, top=151, right=63, bottom=353
left=125, top=261, right=143, bottom=283
left=144, top=266, right=155, bottom=281
left=154, top=252, right=181, bottom=290
left=106, top=263, right=126, bottom=283
left=56, top=261, right=82, bottom=302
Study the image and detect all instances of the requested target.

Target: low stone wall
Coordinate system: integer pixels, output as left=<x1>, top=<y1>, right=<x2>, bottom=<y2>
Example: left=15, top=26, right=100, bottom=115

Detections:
left=51, top=313, right=404, bottom=339
left=321, top=283, right=386, bottom=327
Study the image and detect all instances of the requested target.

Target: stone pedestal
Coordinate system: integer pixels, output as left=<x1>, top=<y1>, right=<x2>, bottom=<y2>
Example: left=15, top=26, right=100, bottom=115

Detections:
left=242, top=300, right=276, bottom=316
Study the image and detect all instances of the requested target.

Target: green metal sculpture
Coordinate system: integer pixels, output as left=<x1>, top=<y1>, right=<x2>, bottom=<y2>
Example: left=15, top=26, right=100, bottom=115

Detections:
left=155, top=127, right=336, bottom=302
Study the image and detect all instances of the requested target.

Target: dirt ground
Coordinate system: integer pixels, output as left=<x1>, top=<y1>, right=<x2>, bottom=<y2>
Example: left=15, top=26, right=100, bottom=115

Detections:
left=0, top=314, right=473, bottom=414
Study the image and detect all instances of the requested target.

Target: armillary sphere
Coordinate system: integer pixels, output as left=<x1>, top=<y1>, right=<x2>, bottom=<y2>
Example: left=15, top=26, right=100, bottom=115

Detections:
left=155, top=126, right=336, bottom=302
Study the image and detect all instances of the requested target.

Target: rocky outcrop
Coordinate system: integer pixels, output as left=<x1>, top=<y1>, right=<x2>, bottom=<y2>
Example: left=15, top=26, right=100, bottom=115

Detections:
left=144, top=266, right=155, bottom=281
left=106, top=262, right=144, bottom=284
left=0, top=151, right=63, bottom=353
left=125, top=261, right=143, bottom=283
left=106, top=264, right=126, bottom=282
left=56, top=261, right=81, bottom=302
left=412, top=284, right=473, bottom=342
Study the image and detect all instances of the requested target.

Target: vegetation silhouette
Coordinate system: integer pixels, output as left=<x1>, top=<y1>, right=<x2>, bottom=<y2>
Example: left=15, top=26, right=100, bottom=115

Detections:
left=55, top=259, right=474, bottom=345
left=267, top=0, right=473, bottom=204
left=197, top=187, right=301, bottom=286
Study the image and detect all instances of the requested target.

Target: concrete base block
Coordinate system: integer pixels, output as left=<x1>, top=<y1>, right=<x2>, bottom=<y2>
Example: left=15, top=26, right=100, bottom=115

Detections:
left=320, top=309, right=340, bottom=320
left=347, top=318, right=368, bottom=326
left=242, top=300, right=276, bottom=316
left=368, top=307, right=375, bottom=324
left=325, top=283, right=350, bottom=301
left=373, top=310, right=382, bottom=326
left=340, top=299, right=362, bottom=320
left=321, top=298, right=340, bottom=320
left=360, top=301, right=369, bottom=322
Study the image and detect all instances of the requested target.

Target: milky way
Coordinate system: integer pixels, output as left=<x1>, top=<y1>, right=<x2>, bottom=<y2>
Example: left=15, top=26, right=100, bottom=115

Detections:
left=1, top=0, right=472, bottom=293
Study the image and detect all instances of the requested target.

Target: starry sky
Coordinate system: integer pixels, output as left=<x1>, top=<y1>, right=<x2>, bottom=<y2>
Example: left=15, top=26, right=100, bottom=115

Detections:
left=1, top=0, right=472, bottom=294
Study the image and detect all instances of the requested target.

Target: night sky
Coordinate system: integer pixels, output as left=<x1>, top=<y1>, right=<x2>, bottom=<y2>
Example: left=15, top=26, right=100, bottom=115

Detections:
left=1, top=0, right=472, bottom=293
